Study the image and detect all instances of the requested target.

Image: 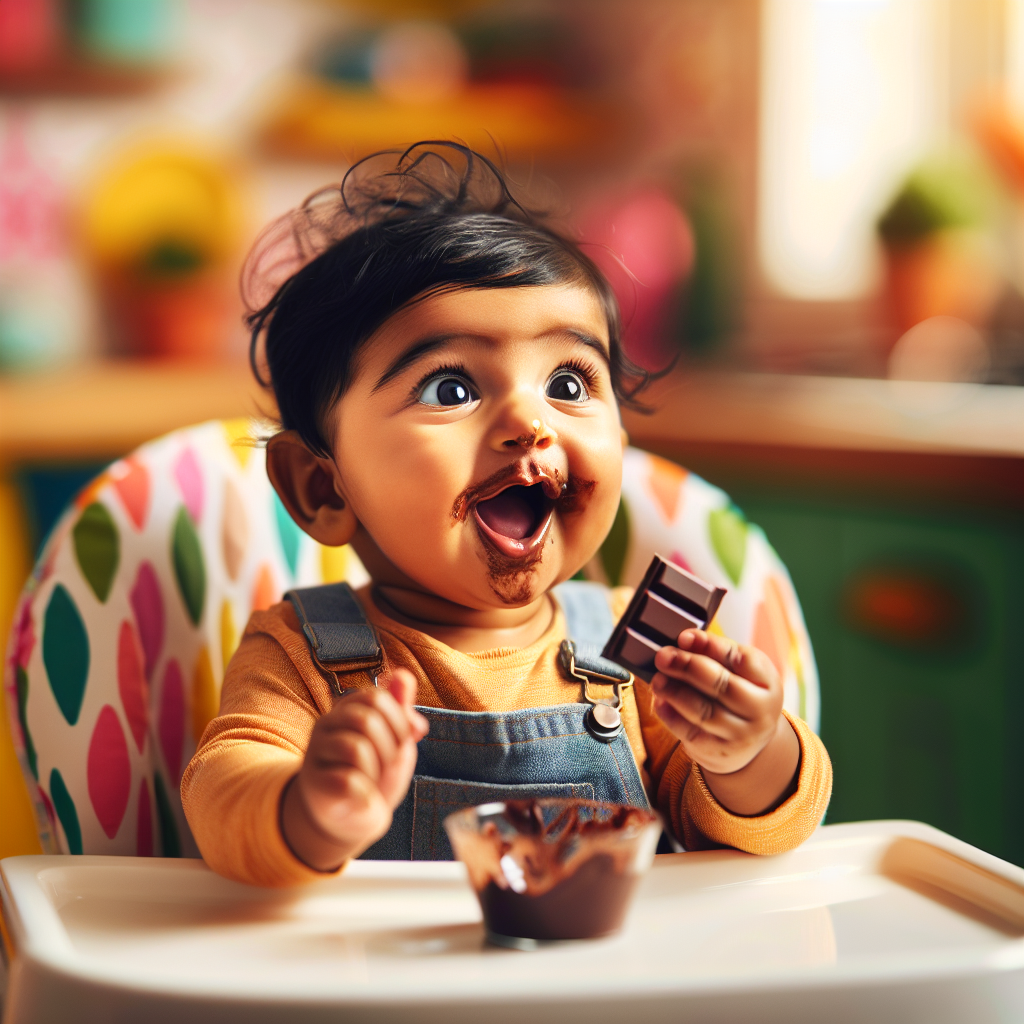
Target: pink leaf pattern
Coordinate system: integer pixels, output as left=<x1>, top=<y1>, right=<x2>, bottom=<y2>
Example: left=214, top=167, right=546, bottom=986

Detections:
left=669, top=550, right=694, bottom=573
left=117, top=620, right=150, bottom=752
left=129, top=561, right=164, bottom=680
left=12, top=599, right=35, bottom=668
left=173, top=447, right=204, bottom=524
left=87, top=705, right=131, bottom=840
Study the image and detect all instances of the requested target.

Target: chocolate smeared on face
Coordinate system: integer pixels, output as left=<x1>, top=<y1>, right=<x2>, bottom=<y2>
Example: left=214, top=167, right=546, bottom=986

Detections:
left=557, top=474, right=595, bottom=514
left=484, top=545, right=543, bottom=605
left=453, top=461, right=546, bottom=523
left=450, top=461, right=598, bottom=604
left=450, top=461, right=596, bottom=524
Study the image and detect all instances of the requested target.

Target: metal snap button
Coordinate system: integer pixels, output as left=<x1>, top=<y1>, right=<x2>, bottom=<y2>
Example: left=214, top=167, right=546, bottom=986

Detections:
left=585, top=703, right=623, bottom=742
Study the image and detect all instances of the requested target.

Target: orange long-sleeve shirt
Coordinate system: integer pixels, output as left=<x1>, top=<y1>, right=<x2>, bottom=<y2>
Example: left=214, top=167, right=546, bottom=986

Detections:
left=182, top=586, right=832, bottom=887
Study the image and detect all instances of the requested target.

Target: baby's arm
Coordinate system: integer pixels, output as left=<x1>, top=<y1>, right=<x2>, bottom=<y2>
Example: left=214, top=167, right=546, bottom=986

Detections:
left=182, top=622, right=425, bottom=886
left=636, top=630, right=831, bottom=854
left=280, top=670, right=427, bottom=871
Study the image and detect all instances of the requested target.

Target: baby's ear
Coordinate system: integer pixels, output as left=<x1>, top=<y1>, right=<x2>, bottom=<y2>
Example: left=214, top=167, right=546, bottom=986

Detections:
left=266, top=431, right=358, bottom=547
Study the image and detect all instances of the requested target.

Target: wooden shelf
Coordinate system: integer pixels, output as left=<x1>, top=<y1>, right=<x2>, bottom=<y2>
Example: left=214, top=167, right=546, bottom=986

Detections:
left=3, top=358, right=1022, bottom=480
left=0, top=360, right=271, bottom=464
left=624, top=372, right=1024, bottom=510
left=258, top=78, right=616, bottom=162
left=624, top=372, right=1024, bottom=459
left=0, top=58, right=170, bottom=98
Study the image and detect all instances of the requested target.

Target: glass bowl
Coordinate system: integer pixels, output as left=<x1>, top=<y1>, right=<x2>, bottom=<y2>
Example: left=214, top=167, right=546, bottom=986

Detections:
left=444, top=798, right=661, bottom=948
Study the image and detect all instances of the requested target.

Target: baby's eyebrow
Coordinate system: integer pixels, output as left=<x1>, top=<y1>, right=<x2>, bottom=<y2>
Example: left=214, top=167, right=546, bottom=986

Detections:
left=372, top=334, right=462, bottom=393
left=372, top=325, right=611, bottom=393
left=561, top=328, right=611, bottom=366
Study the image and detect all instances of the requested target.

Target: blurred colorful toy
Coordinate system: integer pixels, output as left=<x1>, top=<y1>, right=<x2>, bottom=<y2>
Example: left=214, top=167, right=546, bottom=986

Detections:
left=79, top=142, right=246, bottom=360
left=0, top=0, right=61, bottom=75
left=578, top=188, right=694, bottom=371
left=75, top=0, right=176, bottom=67
left=0, top=112, right=94, bottom=371
left=260, top=10, right=612, bottom=163
left=877, top=157, right=1003, bottom=381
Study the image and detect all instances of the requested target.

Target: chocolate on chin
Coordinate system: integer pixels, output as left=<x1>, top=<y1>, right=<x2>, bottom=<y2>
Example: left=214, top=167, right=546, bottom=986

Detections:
left=602, top=554, right=727, bottom=682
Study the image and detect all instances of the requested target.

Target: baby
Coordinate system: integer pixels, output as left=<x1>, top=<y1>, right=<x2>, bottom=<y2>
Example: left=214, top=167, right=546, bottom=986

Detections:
left=181, top=143, right=831, bottom=885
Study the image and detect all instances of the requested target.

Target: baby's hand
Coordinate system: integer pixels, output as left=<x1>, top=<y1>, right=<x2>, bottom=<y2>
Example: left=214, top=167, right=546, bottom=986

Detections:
left=281, top=669, right=428, bottom=871
left=651, top=630, right=800, bottom=816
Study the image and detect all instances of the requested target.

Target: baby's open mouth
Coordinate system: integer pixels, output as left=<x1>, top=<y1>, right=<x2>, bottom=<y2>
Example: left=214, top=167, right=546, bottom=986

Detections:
left=473, top=484, right=554, bottom=558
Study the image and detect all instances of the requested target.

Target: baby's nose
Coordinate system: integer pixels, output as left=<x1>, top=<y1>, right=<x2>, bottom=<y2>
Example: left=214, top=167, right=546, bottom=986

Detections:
left=501, top=418, right=558, bottom=451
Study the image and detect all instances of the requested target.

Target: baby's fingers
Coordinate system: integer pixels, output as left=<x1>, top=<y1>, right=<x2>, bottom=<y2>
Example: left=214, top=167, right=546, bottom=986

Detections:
left=308, top=728, right=385, bottom=781
left=652, top=696, right=731, bottom=761
left=328, top=687, right=413, bottom=747
left=674, top=630, right=778, bottom=688
left=651, top=675, right=749, bottom=740
left=385, top=668, right=429, bottom=740
left=653, top=646, right=767, bottom=720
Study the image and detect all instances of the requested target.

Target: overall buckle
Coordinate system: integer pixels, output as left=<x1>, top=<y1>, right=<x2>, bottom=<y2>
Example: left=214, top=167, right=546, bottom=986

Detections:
left=559, top=639, right=633, bottom=743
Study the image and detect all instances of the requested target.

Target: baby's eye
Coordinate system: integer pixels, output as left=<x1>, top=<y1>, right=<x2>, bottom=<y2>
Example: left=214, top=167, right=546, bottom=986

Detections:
left=546, top=370, right=589, bottom=403
left=419, top=374, right=477, bottom=407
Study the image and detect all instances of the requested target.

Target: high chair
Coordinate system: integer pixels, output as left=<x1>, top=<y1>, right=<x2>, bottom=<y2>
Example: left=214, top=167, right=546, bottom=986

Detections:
left=10, top=424, right=1024, bottom=1024
left=2, top=420, right=819, bottom=858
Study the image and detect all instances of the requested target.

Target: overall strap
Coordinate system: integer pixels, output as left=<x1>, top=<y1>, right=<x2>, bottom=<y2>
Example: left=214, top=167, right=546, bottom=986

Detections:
left=553, top=579, right=615, bottom=647
left=553, top=580, right=630, bottom=683
left=285, top=582, right=383, bottom=684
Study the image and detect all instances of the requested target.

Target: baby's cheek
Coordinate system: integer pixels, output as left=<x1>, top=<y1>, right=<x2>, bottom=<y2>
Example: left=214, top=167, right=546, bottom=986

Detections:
left=561, top=476, right=621, bottom=563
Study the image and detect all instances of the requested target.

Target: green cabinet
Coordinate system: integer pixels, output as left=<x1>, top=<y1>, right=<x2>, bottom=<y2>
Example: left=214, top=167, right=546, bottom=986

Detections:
left=736, top=494, right=1024, bottom=865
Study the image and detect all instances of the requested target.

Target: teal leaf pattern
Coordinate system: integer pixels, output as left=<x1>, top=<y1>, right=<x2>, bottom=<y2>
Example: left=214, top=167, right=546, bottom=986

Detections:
left=272, top=491, right=301, bottom=577
left=50, top=768, right=83, bottom=855
left=43, top=584, right=90, bottom=726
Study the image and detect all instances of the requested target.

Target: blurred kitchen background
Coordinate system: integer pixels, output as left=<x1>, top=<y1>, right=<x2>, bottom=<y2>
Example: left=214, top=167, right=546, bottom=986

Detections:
left=1, top=0, right=1023, bottom=863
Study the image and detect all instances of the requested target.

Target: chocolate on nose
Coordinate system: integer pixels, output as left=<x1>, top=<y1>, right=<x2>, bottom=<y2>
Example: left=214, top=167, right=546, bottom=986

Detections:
left=506, top=418, right=554, bottom=450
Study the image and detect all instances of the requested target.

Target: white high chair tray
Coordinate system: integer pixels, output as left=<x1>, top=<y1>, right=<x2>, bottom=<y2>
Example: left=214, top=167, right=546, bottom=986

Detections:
left=3, top=821, right=1024, bottom=1024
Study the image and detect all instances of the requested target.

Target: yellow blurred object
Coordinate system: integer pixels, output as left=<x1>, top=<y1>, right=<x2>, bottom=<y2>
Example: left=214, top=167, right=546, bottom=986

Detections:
left=79, top=142, right=246, bottom=359
left=0, top=479, right=43, bottom=864
left=321, top=543, right=349, bottom=584
left=81, top=142, right=244, bottom=273
left=260, top=79, right=615, bottom=163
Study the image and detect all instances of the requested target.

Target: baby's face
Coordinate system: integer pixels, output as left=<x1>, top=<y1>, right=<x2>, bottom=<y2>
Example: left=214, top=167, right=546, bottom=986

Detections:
left=329, top=284, right=623, bottom=610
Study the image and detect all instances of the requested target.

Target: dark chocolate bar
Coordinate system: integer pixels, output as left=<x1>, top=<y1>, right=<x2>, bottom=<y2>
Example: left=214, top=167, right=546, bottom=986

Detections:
left=601, top=555, right=727, bottom=682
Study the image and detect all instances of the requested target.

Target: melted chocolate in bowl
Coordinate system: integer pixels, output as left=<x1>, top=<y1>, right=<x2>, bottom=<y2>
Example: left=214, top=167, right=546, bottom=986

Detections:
left=445, top=799, right=660, bottom=945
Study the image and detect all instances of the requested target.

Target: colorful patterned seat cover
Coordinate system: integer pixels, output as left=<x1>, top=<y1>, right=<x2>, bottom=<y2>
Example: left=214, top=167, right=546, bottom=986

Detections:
left=3, top=422, right=818, bottom=857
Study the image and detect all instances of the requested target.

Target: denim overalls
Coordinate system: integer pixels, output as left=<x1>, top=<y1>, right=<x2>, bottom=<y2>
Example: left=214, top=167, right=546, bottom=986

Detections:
left=286, top=582, right=650, bottom=861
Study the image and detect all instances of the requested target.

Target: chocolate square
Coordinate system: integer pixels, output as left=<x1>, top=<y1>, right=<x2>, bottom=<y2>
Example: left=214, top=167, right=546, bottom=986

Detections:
left=636, top=590, right=704, bottom=642
left=616, top=628, right=662, bottom=679
left=601, top=555, right=727, bottom=682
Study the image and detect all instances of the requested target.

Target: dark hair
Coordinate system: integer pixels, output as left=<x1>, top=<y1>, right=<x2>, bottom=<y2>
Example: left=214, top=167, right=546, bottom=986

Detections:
left=244, top=141, right=653, bottom=458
